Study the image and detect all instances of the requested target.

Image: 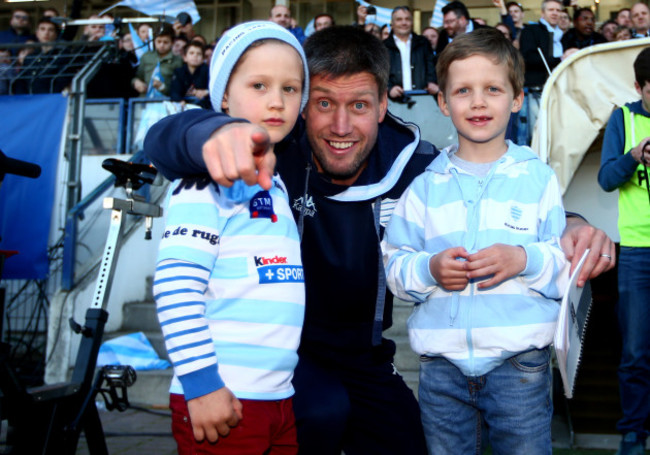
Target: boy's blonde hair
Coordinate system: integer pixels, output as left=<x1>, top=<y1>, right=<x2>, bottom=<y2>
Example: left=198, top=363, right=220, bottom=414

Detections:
left=436, top=28, right=524, bottom=96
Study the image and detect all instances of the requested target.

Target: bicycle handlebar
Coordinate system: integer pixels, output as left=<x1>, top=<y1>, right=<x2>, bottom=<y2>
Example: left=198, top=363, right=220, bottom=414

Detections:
left=0, top=150, right=41, bottom=179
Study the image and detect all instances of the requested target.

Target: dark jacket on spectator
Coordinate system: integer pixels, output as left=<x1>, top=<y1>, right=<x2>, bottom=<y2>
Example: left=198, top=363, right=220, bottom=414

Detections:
left=87, top=49, right=139, bottom=99
left=384, top=32, right=436, bottom=93
left=0, top=28, right=36, bottom=56
left=435, top=20, right=486, bottom=55
left=170, top=63, right=210, bottom=109
left=13, top=46, right=70, bottom=94
left=560, top=29, right=607, bottom=50
left=501, top=14, right=524, bottom=41
left=519, top=22, right=562, bottom=88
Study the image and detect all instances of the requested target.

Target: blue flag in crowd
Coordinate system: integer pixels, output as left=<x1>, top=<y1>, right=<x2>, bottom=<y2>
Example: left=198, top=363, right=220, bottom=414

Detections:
left=431, top=0, right=450, bottom=27
left=128, top=22, right=151, bottom=63
left=356, top=0, right=392, bottom=27
left=146, top=62, right=165, bottom=98
left=101, top=0, right=200, bottom=24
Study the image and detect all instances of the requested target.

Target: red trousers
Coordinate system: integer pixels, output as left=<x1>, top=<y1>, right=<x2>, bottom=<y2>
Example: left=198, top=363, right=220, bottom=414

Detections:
left=170, top=393, right=298, bottom=455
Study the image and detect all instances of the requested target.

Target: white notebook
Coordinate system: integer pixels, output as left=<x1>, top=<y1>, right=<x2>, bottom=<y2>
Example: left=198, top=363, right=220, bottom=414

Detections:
left=554, top=249, right=593, bottom=399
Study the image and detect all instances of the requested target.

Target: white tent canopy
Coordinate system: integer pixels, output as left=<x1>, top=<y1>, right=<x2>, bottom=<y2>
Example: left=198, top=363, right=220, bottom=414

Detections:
left=533, top=38, right=650, bottom=241
left=533, top=38, right=650, bottom=193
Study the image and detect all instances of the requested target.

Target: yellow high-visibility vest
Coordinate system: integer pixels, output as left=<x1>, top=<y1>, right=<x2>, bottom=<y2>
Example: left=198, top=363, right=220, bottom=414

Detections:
left=620, top=105, right=650, bottom=247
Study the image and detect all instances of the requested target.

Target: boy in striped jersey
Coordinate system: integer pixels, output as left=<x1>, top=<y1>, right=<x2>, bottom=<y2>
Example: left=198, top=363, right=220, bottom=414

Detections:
left=153, top=21, right=308, bottom=454
left=382, top=28, right=568, bottom=455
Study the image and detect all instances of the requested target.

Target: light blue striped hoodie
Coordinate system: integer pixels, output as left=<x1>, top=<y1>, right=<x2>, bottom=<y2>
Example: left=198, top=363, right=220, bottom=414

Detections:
left=154, top=176, right=304, bottom=401
left=382, top=141, right=568, bottom=377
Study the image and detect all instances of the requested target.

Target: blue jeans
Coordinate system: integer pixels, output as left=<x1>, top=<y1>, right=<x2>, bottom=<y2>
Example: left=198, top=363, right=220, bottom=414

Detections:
left=419, top=348, right=552, bottom=455
left=617, top=246, right=650, bottom=439
left=516, top=90, right=542, bottom=146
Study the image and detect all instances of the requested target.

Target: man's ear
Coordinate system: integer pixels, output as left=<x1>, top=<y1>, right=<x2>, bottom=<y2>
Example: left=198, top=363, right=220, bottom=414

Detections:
left=378, top=91, right=388, bottom=123
left=438, top=91, right=450, bottom=117
left=221, top=94, right=228, bottom=113
left=511, top=89, right=524, bottom=113
left=635, top=80, right=642, bottom=97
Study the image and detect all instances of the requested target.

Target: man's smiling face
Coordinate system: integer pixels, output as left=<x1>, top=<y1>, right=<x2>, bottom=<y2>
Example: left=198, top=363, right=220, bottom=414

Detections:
left=304, top=72, right=387, bottom=186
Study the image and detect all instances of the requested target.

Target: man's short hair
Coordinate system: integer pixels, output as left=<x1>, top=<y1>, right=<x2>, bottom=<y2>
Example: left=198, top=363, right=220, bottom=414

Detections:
left=270, top=4, right=290, bottom=15
left=436, top=28, right=524, bottom=95
left=442, top=1, right=470, bottom=21
left=618, top=7, right=631, bottom=16
left=37, top=17, right=59, bottom=33
left=304, top=26, right=389, bottom=96
left=184, top=40, right=204, bottom=55
left=12, top=9, right=30, bottom=19
left=391, top=5, right=412, bottom=19
left=314, top=13, right=334, bottom=24
left=541, top=0, right=562, bottom=11
left=634, top=47, right=650, bottom=87
left=506, top=2, right=524, bottom=12
left=154, top=23, right=175, bottom=39
left=43, top=7, right=60, bottom=17
left=601, top=19, right=618, bottom=29
left=572, top=7, right=593, bottom=22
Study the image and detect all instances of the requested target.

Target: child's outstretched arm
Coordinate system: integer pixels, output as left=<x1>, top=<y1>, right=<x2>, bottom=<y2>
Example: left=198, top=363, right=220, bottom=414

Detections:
left=144, top=110, right=276, bottom=190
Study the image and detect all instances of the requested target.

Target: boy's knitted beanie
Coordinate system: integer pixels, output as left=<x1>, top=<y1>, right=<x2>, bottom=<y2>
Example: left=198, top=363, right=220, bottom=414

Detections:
left=209, top=21, right=309, bottom=113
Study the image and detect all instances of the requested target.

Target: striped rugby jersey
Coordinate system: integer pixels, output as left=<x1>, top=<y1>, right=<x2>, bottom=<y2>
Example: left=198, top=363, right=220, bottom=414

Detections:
left=154, top=176, right=305, bottom=401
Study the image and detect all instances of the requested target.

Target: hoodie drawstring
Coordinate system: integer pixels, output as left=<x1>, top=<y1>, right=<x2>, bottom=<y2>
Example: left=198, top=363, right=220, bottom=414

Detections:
left=372, top=196, right=386, bottom=346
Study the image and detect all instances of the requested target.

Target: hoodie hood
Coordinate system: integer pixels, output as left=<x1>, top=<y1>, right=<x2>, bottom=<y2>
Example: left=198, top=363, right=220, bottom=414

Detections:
left=626, top=99, right=650, bottom=117
left=428, top=140, right=540, bottom=174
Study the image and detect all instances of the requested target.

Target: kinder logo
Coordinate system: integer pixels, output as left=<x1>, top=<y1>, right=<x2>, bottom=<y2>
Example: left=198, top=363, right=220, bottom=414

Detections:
left=254, top=255, right=287, bottom=267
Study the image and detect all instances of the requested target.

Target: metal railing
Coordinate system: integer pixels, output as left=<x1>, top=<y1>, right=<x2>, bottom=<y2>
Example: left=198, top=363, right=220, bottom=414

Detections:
left=61, top=150, right=169, bottom=291
left=1, top=40, right=109, bottom=96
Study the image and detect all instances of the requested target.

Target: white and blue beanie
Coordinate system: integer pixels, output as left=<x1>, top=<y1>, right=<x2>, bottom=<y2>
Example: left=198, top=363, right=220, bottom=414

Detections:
left=209, top=21, right=309, bottom=113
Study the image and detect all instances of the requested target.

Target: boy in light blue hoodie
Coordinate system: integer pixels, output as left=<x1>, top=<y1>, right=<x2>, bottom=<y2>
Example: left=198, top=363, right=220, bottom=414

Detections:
left=382, top=28, right=568, bottom=455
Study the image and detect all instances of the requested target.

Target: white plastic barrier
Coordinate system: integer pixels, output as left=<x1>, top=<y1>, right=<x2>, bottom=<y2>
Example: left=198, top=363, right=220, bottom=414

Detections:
left=388, top=92, right=457, bottom=150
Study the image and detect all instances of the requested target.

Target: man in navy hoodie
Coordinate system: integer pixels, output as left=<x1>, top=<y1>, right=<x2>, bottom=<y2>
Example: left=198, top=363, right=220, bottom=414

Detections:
left=145, top=25, right=615, bottom=455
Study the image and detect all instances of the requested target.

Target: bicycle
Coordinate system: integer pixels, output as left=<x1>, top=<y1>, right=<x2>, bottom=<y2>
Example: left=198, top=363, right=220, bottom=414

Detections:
left=0, top=153, right=162, bottom=454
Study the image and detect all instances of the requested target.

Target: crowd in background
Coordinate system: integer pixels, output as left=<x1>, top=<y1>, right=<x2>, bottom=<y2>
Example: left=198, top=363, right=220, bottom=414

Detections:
left=0, top=7, right=214, bottom=102
left=0, top=0, right=642, bottom=103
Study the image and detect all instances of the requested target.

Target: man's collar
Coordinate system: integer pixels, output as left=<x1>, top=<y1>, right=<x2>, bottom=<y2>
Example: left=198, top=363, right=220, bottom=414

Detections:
left=539, top=17, right=560, bottom=32
left=465, top=20, right=474, bottom=34
left=393, top=32, right=412, bottom=44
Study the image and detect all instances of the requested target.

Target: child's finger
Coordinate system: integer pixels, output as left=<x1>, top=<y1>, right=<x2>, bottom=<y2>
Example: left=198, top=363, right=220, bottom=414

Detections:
left=233, top=397, right=244, bottom=421
left=192, top=424, right=206, bottom=443
left=251, top=130, right=276, bottom=190
left=477, top=274, right=501, bottom=289
left=466, top=265, right=493, bottom=280
left=250, top=129, right=271, bottom=156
